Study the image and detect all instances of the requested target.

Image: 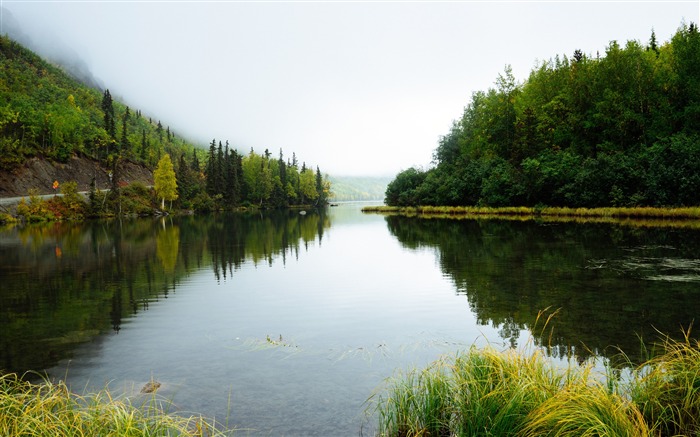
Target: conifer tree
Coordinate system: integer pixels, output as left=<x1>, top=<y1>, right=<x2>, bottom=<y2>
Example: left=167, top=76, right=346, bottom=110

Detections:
left=101, top=89, right=116, bottom=141
left=191, top=149, right=200, bottom=173
left=140, top=129, right=148, bottom=161
left=120, top=106, right=130, bottom=154
left=205, top=139, right=216, bottom=195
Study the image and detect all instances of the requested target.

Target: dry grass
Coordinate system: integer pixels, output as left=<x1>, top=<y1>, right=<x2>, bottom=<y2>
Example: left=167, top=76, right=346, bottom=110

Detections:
left=0, top=372, right=230, bottom=436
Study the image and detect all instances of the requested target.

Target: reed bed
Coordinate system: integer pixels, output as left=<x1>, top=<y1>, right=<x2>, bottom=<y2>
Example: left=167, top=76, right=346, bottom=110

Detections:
left=0, top=373, right=229, bottom=437
left=370, top=333, right=700, bottom=437
left=361, top=205, right=700, bottom=228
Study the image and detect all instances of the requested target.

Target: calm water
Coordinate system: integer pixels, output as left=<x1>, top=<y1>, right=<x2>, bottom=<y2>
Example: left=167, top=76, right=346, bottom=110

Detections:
left=2, top=204, right=700, bottom=435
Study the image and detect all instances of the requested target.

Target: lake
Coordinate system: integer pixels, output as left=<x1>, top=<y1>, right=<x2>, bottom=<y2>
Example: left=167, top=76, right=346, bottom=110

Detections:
left=1, top=203, right=700, bottom=435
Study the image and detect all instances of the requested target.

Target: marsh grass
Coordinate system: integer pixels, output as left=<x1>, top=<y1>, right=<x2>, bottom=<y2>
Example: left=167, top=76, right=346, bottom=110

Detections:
left=361, top=205, right=700, bottom=228
left=0, top=372, right=230, bottom=436
left=630, top=330, right=700, bottom=436
left=370, top=329, right=700, bottom=437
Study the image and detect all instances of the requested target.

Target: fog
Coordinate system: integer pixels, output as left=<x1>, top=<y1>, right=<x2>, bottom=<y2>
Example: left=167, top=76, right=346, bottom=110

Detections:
left=2, top=1, right=697, bottom=176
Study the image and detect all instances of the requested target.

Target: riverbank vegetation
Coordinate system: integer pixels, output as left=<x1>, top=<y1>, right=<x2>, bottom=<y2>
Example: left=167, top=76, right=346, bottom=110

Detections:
left=0, top=35, right=331, bottom=216
left=385, top=23, right=700, bottom=209
left=0, top=373, right=229, bottom=436
left=371, top=331, right=700, bottom=436
left=362, top=204, right=700, bottom=228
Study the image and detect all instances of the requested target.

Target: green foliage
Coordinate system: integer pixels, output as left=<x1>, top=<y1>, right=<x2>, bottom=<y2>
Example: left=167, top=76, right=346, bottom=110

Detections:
left=0, top=35, right=331, bottom=213
left=386, top=23, right=700, bottom=208
left=154, top=153, right=178, bottom=210
left=0, top=35, right=195, bottom=171
left=205, top=144, right=329, bottom=209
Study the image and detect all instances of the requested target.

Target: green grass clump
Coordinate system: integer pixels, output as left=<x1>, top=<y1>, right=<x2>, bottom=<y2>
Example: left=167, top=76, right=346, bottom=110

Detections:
left=630, top=331, right=700, bottom=436
left=371, top=333, right=700, bottom=436
left=0, top=373, right=229, bottom=436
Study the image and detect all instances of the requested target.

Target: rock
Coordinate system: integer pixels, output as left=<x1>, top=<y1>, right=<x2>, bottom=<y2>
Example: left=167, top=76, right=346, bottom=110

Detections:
left=140, top=381, right=161, bottom=394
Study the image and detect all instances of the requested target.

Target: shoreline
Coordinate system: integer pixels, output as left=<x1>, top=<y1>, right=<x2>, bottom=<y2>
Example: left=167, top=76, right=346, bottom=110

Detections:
left=361, top=205, right=700, bottom=228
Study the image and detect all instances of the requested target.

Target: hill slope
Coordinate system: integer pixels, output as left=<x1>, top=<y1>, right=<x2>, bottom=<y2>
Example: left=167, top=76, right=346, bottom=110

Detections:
left=0, top=36, right=332, bottom=211
left=328, top=176, right=390, bottom=201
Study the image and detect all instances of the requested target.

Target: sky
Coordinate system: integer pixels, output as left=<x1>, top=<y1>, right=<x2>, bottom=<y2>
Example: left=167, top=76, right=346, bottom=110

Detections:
left=1, top=1, right=698, bottom=177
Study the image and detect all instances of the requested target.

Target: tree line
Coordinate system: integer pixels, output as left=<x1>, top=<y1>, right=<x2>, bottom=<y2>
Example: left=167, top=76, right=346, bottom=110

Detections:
left=0, top=35, right=331, bottom=214
left=172, top=139, right=330, bottom=211
left=386, top=23, right=700, bottom=208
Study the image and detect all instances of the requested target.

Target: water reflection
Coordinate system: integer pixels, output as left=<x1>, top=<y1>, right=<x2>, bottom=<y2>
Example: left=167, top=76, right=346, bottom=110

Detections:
left=385, top=216, right=700, bottom=365
left=0, top=210, right=329, bottom=375
left=2, top=210, right=699, bottom=379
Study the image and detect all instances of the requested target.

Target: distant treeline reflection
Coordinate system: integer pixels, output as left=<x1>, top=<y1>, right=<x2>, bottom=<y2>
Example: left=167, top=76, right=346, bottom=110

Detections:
left=385, top=216, right=700, bottom=366
left=0, top=211, right=329, bottom=375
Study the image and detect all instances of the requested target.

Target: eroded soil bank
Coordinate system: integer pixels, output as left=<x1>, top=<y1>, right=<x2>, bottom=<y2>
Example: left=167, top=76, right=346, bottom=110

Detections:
left=0, top=156, right=153, bottom=198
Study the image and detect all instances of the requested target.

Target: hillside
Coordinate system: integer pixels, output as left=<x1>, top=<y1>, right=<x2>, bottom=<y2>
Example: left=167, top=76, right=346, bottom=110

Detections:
left=0, top=36, right=330, bottom=211
left=385, top=23, right=700, bottom=208
left=328, top=175, right=390, bottom=201
left=0, top=35, right=200, bottom=201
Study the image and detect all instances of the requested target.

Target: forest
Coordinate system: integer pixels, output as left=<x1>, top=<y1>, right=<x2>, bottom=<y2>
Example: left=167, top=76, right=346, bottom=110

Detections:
left=385, top=23, right=700, bottom=208
left=0, top=35, right=329, bottom=214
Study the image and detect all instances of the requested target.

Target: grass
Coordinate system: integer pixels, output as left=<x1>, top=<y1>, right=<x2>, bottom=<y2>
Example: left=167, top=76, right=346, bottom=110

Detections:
left=0, top=372, right=231, bottom=436
left=370, top=331, right=700, bottom=437
left=362, top=205, right=700, bottom=228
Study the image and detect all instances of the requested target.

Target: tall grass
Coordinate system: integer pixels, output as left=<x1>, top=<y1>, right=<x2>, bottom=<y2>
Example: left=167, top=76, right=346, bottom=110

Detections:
left=0, top=372, right=230, bottom=436
left=361, top=205, right=700, bottom=228
left=370, top=331, right=700, bottom=436
left=630, top=330, right=700, bottom=436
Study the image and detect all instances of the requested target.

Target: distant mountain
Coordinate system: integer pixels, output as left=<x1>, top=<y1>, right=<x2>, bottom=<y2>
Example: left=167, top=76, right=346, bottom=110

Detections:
left=328, top=175, right=389, bottom=202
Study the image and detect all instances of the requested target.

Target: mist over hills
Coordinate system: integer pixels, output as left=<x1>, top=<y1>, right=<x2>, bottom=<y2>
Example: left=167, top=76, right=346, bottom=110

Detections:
left=1, top=7, right=104, bottom=90
left=327, top=175, right=389, bottom=202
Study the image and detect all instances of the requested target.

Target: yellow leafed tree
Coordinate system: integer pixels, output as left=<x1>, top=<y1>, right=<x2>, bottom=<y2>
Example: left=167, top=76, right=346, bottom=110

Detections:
left=154, top=154, right=178, bottom=210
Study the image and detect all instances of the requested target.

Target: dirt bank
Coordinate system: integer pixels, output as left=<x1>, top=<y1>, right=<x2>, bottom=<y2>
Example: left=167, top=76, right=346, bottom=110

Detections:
left=0, top=156, right=153, bottom=198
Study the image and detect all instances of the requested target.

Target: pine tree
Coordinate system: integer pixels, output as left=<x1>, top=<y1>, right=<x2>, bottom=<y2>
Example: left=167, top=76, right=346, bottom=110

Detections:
left=120, top=106, right=130, bottom=154
left=140, top=129, right=148, bottom=161
left=191, top=149, right=200, bottom=173
left=206, top=139, right=216, bottom=195
left=101, top=89, right=116, bottom=141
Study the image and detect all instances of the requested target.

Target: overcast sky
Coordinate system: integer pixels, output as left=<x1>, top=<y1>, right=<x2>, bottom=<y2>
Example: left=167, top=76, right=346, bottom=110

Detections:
left=2, top=1, right=698, bottom=176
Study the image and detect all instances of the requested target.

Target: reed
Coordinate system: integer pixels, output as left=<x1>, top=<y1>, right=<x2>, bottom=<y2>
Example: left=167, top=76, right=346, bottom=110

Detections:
left=371, top=332, right=700, bottom=436
left=522, top=382, right=650, bottom=436
left=361, top=205, right=700, bottom=228
left=629, top=330, right=700, bottom=436
left=362, top=205, right=700, bottom=219
left=0, top=372, right=229, bottom=436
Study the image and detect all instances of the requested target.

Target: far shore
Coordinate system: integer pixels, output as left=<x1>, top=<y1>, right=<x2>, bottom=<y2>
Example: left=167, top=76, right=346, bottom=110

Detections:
left=362, top=205, right=700, bottom=228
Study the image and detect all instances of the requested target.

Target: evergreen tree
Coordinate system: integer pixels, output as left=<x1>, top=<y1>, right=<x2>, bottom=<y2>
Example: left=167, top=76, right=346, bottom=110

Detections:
left=216, top=141, right=225, bottom=195
left=205, top=139, right=216, bottom=196
left=120, top=106, right=130, bottom=154
left=191, top=149, right=200, bottom=174
left=101, top=89, right=116, bottom=141
left=140, top=129, right=148, bottom=161
left=315, top=166, right=325, bottom=205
